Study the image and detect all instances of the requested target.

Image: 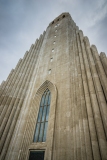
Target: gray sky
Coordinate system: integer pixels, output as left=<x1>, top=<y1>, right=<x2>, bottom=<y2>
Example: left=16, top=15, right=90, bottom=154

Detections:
left=0, top=0, right=107, bottom=84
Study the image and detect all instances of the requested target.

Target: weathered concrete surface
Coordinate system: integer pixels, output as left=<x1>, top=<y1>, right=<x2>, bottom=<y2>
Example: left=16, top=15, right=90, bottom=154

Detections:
left=0, top=13, right=107, bottom=160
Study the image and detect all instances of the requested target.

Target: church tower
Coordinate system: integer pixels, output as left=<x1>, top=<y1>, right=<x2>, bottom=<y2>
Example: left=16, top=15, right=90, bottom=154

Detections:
left=0, top=12, right=107, bottom=160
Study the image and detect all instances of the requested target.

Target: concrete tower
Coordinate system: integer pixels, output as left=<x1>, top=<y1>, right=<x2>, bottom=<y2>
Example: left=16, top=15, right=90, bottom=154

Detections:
left=0, top=13, right=107, bottom=160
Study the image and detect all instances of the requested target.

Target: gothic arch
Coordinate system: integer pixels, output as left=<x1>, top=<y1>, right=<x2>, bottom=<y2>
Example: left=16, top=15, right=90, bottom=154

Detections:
left=24, top=80, right=57, bottom=160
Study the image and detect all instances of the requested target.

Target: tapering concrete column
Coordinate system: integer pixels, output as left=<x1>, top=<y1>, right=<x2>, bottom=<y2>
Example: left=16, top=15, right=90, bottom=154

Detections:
left=75, top=34, right=93, bottom=160
left=0, top=58, right=22, bottom=105
left=72, top=39, right=80, bottom=160
left=79, top=30, right=107, bottom=160
left=0, top=69, right=14, bottom=96
left=0, top=59, right=23, bottom=119
left=0, top=44, right=36, bottom=159
left=76, top=31, right=101, bottom=160
left=18, top=35, right=45, bottom=160
left=100, top=52, right=107, bottom=76
left=91, top=45, right=107, bottom=100
left=84, top=36, right=107, bottom=138
left=70, top=38, right=75, bottom=160
left=74, top=37, right=83, bottom=160
left=76, top=32, right=101, bottom=160
left=10, top=33, right=45, bottom=160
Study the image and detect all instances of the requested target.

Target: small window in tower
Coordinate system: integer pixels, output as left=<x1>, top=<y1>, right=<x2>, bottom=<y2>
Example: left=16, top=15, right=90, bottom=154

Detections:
left=50, top=58, right=53, bottom=62
left=53, top=41, right=55, bottom=44
left=55, top=23, right=59, bottom=28
left=52, top=49, right=54, bottom=52
left=29, top=151, right=45, bottom=160
left=54, top=35, right=56, bottom=38
left=52, top=21, right=54, bottom=24
left=57, top=19, right=59, bottom=21
left=62, top=15, right=65, bottom=18
left=48, top=69, right=51, bottom=74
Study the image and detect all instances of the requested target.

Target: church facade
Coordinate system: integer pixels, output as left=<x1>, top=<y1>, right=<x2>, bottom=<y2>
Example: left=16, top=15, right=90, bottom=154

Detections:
left=0, top=13, right=107, bottom=160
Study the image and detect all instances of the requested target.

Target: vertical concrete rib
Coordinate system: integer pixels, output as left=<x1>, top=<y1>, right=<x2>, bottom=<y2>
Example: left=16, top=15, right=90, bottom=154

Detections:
left=75, top=33, right=93, bottom=160
left=100, top=52, right=107, bottom=76
left=18, top=34, right=45, bottom=160
left=79, top=30, right=107, bottom=160
left=0, top=69, right=13, bottom=97
left=0, top=58, right=22, bottom=105
left=91, top=45, right=107, bottom=101
left=0, top=56, right=27, bottom=131
left=76, top=32, right=101, bottom=160
left=84, top=37, right=107, bottom=137
left=0, top=59, right=23, bottom=118
left=0, top=43, right=36, bottom=158
left=70, top=39, right=75, bottom=160
left=9, top=33, right=45, bottom=160
left=74, top=37, right=82, bottom=160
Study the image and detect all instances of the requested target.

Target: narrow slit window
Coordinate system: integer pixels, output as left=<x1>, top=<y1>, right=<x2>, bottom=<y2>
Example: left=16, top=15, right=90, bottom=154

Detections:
left=50, top=58, right=53, bottom=62
left=52, top=49, right=54, bottom=52
left=33, top=89, right=51, bottom=142
left=62, top=15, right=65, bottom=18
left=48, top=69, right=51, bottom=74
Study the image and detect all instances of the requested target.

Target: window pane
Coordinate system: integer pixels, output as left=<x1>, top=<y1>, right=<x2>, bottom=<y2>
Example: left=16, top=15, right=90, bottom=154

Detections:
left=46, top=105, right=50, bottom=121
left=37, top=107, right=43, bottom=122
left=41, top=106, right=47, bottom=122
left=33, top=89, right=51, bottom=143
left=33, top=123, right=40, bottom=142
left=38, top=123, right=44, bottom=142
left=43, top=122, right=48, bottom=142
left=47, top=93, right=51, bottom=105
left=40, top=95, right=45, bottom=106
left=29, top=151, right=45, bottom=160
left=44, top=94, right=49, bottom=105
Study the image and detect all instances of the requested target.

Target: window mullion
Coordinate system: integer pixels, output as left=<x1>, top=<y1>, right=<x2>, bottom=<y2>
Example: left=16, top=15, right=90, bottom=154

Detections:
left=36, top=122, right=40, bottom=142
left=37, top=94, right=44, bottom=142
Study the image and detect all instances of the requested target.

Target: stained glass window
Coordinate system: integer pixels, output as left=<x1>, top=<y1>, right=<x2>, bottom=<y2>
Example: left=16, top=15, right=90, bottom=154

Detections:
left=33, top=89, right=51, bottom=142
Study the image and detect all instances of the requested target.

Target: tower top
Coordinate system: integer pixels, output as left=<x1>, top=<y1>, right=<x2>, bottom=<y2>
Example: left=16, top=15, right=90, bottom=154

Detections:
left=49, top=12, right=71, bottom=26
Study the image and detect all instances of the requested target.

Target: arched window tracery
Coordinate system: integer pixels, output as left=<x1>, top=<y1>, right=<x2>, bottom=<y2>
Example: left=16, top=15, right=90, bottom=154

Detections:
left=33, top=89, right=51, bottom=142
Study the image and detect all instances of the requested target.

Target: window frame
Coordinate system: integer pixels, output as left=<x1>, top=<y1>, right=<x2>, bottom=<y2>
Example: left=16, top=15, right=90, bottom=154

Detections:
left=33, top=89, right=51, bottom=142
left=28, top=150, right=45, bottom=160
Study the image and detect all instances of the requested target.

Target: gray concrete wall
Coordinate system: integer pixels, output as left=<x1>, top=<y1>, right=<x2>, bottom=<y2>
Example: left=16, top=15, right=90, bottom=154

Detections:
left=0, top=12, right=107, bottom=160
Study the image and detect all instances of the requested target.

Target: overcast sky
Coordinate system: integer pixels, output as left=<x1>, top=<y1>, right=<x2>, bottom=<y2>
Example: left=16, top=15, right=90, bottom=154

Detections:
left=0, top=0, right=107, bottom=84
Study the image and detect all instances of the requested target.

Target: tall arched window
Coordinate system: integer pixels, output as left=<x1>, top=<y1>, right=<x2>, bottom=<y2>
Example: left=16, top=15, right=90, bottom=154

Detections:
left=33, top=89, right=51, bottom=142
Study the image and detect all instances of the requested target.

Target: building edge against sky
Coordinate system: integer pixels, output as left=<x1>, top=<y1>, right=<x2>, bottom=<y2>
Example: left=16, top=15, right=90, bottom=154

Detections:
left=0, top=12, right=107, bottom=160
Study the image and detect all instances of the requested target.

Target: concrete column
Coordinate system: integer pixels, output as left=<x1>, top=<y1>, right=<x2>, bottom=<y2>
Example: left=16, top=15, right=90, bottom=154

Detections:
left=91, top=45, right=107, bottom=100
left=10, top=33, right=45, bottom=160
left=18, top=35, right=45, bottom=160
left=75, top=33, right=93, bottom=160
left=0, top=45, right=36, bottom=158
left=84, top=36, right=107, bottom=138
left=74, top=37, right=82, bottom=160
left=79, top=30, right=107, bottom=160
left=0, top=59, right=23, bottom=119
left=100, top=52, right=107, bottom=76
left=0, top=69, right=14, bottom=98
left=72, top=39, right=78, bottom=160
left=70, top=38, right=75, bottom=160
left=76, top=32, right=101, bottom=160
